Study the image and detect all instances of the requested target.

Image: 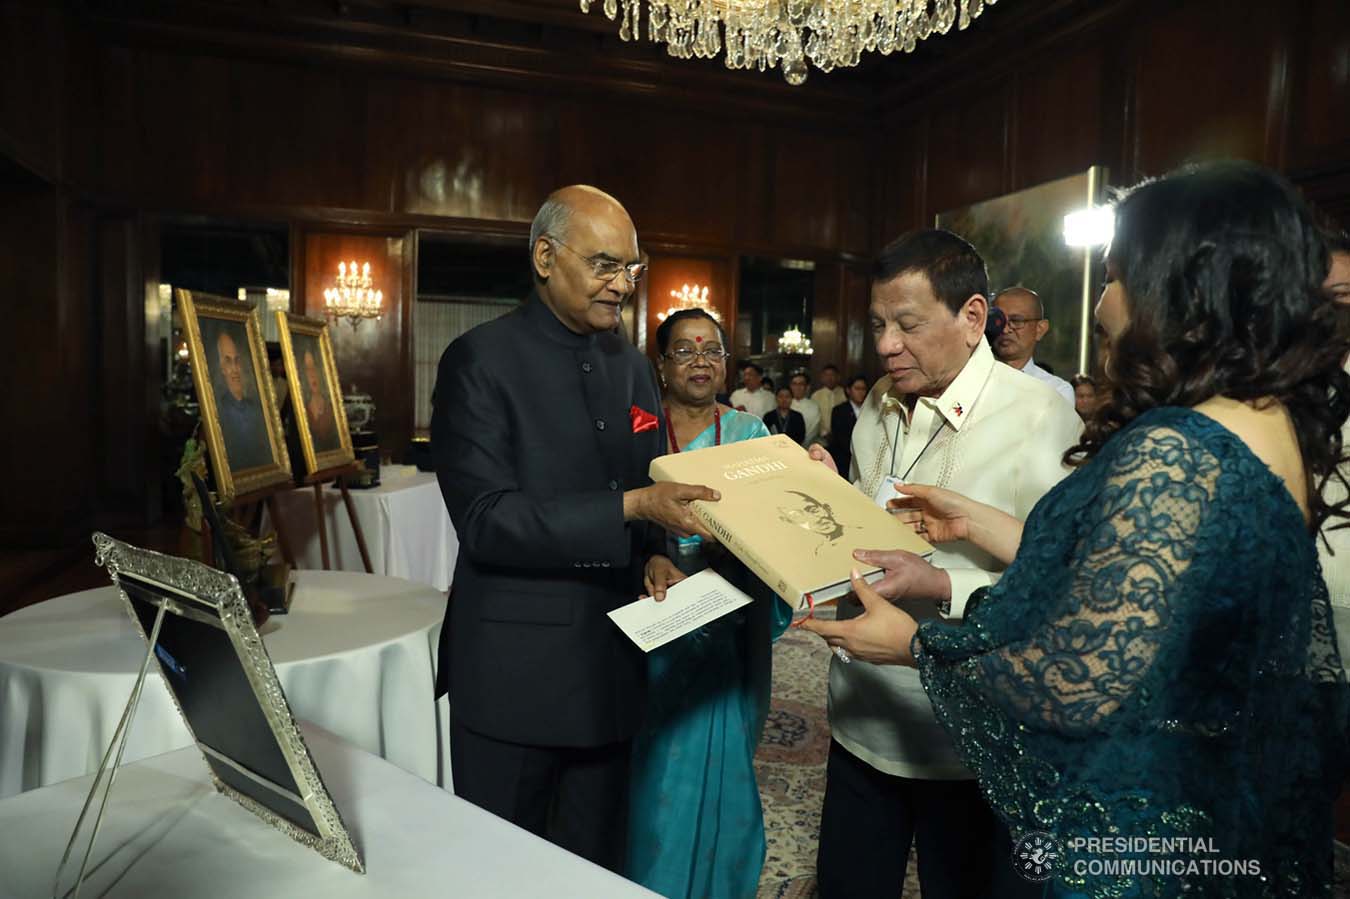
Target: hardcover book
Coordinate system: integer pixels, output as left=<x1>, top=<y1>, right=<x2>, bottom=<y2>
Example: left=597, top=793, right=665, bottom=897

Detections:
left=650, top=434, right=934, bottom=611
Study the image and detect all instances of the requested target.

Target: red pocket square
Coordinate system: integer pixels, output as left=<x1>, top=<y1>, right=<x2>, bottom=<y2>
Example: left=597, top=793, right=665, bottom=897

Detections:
left=630, top=405, right=660, bottom=435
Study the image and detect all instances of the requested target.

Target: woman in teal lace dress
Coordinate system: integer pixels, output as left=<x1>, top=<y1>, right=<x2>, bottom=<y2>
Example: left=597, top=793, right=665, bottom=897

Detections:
left=627, top=308, right=793, bottom=899
left=802, top=161, right=1350, bottom=896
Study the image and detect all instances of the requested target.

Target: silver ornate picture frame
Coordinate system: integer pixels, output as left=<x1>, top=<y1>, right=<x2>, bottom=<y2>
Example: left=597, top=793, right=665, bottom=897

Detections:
left=89, top=533, right=364, bottom=875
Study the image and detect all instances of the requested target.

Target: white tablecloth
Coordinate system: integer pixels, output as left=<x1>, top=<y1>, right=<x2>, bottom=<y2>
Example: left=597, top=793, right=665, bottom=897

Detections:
left=0, top=571, right=451, bottom=799
left=0, top=722, right=655, bottom=899
left=271, top=466, right=457, bottom=591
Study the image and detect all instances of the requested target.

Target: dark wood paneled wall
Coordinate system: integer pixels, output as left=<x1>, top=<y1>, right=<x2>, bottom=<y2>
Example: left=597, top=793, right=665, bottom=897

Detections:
left=93, top=212, right=162, bottom=529
left=0, top=3, right=66, bottom=182
left=1289, top=0, right=1350, bottom=223
left=877, top=0, right=1350, bottom=239
left=59, top=11, right=872, bottom=255
left=3, top=0, right=1350, bottom=555
left=0, top=186, right=87, bottom=548
left=53, top=4, right=874, bottom=476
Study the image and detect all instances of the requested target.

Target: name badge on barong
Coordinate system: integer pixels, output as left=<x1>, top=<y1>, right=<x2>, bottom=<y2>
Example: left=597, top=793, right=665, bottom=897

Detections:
left=872, top=474, right=907, bottom=510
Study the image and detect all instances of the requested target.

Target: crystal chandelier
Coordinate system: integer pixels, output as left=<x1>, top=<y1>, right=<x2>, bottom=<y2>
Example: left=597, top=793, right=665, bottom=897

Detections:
left=579, top=0, right=1002, bottom=85
left=777, top=325, right=813, bottom=354
left=657, top=283, right=722, bottom=322
left=323, top=261, right=383, bottom=325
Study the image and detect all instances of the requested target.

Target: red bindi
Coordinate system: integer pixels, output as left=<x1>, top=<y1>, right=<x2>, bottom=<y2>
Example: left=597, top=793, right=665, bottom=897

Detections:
left=695, top=336, right=703, bottom=343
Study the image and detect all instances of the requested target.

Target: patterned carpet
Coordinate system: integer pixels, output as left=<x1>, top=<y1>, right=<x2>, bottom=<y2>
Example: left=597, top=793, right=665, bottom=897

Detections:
left=753, top=623, right=832, bottom=899
left=751, top=622, right=1350, bottom=899
left=753, top=621, right=921, bottom=899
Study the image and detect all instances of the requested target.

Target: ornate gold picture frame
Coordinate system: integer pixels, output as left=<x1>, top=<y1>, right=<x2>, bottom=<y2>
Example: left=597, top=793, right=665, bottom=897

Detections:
left=179, top=289, right=293, bottom=499
left=276, top=313, right=354, bottom=477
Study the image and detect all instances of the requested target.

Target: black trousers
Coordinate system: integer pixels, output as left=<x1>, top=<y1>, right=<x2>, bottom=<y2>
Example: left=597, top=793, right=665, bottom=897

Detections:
left=817, top=740, right=1043, bottom=899
left=450, top=715, right=631, bottom=873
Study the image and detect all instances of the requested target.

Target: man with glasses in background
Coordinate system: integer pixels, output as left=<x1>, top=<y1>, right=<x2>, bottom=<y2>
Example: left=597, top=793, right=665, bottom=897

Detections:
left=431, top=185, right=717, bottom=871
left=991, top=286, right=1076, bottom=405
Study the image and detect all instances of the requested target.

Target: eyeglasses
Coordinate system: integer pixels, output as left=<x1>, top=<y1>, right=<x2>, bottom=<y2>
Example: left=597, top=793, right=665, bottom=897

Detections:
left=1004, top=316, right=1044, bottom=331
left=664, top=346, right=729, bottom=365
left=549, top=237, right=647, bottom=284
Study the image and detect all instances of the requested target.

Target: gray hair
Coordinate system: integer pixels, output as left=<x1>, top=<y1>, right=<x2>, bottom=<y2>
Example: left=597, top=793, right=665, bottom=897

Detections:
left=529, top=196, right=573, bottom=257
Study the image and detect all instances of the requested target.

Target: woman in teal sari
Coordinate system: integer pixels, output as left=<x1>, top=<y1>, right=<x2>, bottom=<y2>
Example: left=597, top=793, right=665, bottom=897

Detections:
left=802, top=162, right=1350, bottom=896
left=627, top=308, right=793, bottom=899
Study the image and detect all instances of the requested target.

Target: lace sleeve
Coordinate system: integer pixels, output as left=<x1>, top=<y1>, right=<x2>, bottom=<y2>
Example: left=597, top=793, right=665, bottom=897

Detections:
left=918, top=413, right=1350, bottom=895
left=917, top=423, right=1222, bottom=734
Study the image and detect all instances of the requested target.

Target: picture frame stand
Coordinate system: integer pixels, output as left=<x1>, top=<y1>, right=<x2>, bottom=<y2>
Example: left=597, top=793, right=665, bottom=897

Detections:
left=51, top=601, right=169, bottom=899
left=305, top=463, right=373, bottom=574
left=228, top=482, right=300, bottom=569
left=87, top=533, right=365, bottom=875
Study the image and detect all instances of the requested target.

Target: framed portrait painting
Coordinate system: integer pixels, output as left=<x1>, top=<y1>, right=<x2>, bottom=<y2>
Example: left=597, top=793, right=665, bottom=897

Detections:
left=179, top=289, right=293, bottom=500
left=276, top=313, right=354, bottom=476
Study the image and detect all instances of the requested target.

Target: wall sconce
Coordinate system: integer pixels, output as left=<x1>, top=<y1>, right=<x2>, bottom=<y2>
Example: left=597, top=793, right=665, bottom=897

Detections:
left=323, top=260, right=384, bottom=325
left=657, top=283, right=720, bottom=322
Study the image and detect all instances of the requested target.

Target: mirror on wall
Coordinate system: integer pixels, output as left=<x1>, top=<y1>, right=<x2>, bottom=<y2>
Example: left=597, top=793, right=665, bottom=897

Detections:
left=735, top=256, right=816, bottom=390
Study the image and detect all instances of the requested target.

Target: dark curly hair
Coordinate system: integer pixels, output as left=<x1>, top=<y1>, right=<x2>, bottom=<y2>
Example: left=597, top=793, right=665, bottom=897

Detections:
left=1065, top=160, right=1350, bottom=533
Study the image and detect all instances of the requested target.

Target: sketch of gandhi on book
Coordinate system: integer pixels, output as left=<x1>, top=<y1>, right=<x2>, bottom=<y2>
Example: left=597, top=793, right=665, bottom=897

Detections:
left=776, top=490, right=849, bottom=553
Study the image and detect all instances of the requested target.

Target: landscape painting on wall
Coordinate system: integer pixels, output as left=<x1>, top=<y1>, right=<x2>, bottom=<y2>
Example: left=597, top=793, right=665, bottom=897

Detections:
left=936, top=167, right=1106, bottom=379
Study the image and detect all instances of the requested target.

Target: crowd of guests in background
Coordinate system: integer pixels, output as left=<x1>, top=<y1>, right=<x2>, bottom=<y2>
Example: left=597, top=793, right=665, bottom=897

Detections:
left=435, top=165, right=1350, bottom=899
left=727, top=277, right=1102, bottom=469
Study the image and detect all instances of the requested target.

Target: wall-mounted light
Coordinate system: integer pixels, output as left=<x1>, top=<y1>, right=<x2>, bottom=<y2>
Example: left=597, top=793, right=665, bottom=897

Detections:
left=323, top=261, right=383, bottom=325
left=657, top=283, right=720, bottom=322
left=1063, top=206, right=1115, bottom=248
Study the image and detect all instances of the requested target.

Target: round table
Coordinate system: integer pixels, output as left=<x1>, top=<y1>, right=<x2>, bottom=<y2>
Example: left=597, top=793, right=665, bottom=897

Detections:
left=267, top=467, right=458, bottom=591
left=0, top=571, right=451, bottom=799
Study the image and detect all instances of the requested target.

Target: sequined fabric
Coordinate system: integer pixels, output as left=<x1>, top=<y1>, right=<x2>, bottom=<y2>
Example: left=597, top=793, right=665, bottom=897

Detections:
left=916, top=407, right=1350, bottom=897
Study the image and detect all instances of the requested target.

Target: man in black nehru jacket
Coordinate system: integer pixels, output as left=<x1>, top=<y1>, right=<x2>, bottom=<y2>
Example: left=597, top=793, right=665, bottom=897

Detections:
left=430, top=184, right=716, bottom=871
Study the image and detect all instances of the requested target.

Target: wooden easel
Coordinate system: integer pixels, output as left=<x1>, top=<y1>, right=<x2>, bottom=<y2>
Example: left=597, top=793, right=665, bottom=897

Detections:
left=304, top=463, right=374, bottom=574
left=230, top=480, right=300, bottom=569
